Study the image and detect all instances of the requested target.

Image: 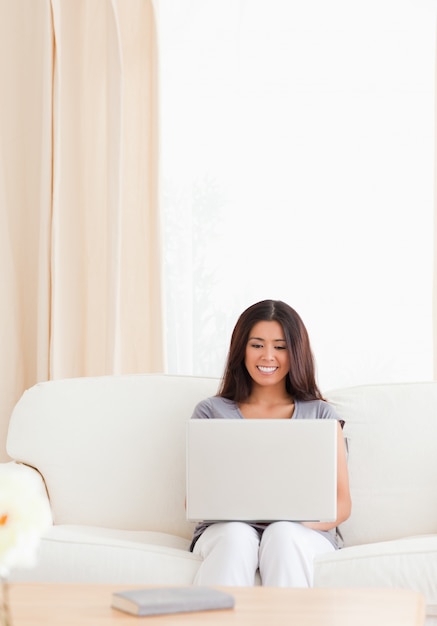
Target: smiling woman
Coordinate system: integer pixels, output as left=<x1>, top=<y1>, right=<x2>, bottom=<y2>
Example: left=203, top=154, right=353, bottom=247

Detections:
left=188, top=299, right=351, bottom=587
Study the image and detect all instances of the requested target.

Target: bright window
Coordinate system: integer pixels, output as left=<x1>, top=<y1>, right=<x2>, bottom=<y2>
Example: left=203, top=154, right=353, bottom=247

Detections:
left=157, top=0, right=436, bottom=390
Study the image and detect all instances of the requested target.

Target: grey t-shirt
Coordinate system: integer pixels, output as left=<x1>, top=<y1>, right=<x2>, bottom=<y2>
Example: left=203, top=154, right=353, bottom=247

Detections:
left=191, top=395, right=342, bottom=423
left=189, top=395, right=344, bottom=551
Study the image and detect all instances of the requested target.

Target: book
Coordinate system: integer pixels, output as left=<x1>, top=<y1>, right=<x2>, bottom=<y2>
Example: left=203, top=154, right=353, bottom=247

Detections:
left=111, top=586, right=235, bottom=616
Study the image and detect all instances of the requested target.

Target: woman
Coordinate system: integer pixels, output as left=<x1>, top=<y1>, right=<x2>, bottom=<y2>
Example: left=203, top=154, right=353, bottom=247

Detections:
left=190, top=299, right=351, bottom=587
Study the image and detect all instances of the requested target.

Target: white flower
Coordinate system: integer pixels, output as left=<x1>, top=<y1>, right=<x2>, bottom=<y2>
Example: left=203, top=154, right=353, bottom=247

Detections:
left=0, top=464, right=52, bottom=573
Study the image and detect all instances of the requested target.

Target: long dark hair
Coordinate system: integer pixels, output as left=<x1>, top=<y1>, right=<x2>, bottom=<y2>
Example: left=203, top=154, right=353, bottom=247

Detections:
left=218, top=300, right=324, bottom=402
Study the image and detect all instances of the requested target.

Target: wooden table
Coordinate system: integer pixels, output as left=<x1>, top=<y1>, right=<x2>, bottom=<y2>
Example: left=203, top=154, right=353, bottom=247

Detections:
left=8, top=584, right=425, bottom=626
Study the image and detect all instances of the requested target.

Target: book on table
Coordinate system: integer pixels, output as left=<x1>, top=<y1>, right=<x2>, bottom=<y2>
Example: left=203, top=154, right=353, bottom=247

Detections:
left=111, top=586, right=235, bottom=616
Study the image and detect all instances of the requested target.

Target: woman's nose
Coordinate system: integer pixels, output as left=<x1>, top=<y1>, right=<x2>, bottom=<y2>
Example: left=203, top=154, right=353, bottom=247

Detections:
left=261, top=347, right=275, bottom=360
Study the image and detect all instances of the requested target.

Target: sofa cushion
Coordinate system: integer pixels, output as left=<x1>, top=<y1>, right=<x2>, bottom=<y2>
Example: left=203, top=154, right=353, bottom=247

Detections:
left=6, top=374, right=220, bottom=539
left=314, top=534, right=437, bottom=615
left=43, top=524, right=194, bottom=550
left=326, top=383, right=437, bottom=546
left=10, top=525, right=202, bottom=584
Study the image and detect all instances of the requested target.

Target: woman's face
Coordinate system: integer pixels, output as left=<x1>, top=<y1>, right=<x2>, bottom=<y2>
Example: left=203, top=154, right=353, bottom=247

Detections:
left=244, top=320, right=290, bottom=388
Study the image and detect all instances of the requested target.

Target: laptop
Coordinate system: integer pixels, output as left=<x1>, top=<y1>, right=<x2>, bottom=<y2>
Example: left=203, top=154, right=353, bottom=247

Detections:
left=186, top=418, right=337, bottom=523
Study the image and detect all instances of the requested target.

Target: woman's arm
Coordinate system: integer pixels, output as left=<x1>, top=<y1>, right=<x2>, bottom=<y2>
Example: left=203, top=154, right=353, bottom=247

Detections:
left=301, top=420, right=351, bottom=532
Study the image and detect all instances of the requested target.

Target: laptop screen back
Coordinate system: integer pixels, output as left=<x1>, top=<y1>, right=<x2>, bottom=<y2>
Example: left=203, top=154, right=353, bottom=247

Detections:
left=186, top=418, right=337, bottom=523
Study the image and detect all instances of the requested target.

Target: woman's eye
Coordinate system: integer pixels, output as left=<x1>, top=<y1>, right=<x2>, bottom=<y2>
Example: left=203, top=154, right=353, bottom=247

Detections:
left=275, top=346, right=287, bottom=350
left=250, top=343, right=263, bottom=349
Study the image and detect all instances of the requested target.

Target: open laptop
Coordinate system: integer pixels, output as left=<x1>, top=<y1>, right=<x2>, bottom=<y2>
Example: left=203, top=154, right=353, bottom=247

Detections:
left=186, top=418, right=337, bottom=523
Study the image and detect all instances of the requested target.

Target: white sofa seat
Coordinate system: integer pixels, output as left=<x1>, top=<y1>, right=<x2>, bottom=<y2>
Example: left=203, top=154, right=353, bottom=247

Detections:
left=315, top=534, right=437, bottom=619
left=4, top=375, right=437, bottom=624
left=25, top=525, right=201, bottom=585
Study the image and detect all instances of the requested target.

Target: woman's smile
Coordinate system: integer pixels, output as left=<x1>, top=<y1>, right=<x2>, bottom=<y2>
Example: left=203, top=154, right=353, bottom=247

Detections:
left=257, top=366, right=278, bottom=374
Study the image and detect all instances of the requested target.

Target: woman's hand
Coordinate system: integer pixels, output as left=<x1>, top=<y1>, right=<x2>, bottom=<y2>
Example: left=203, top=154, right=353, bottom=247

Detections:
left=301, top=420, right=351, bottom=531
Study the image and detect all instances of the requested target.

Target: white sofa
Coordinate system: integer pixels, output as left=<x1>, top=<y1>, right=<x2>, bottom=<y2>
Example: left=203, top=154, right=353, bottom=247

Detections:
left=4, top=375, right=437, bottom=623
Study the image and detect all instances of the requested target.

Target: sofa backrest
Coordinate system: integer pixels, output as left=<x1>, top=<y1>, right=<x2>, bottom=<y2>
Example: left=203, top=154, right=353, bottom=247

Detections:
left=326, top=381, right=437, bottom=547
left=8, top=376, right=437, bottom=547
left=7, top=374, right=220, bottom=540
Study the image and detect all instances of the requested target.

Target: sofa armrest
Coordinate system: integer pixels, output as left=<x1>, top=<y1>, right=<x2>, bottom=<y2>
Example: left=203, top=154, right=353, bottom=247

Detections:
left=0, top=461, right=53, bottom=525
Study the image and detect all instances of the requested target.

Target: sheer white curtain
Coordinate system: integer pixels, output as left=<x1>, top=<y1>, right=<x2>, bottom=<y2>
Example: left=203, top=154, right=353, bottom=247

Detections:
left=157, top=0, right=436, bottom=390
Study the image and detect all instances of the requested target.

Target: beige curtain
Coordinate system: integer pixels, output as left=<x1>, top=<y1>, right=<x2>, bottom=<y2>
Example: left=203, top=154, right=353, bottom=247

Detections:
left=0, top=0, right=162, bottom=461
left=435, top=24, right=437, bottom=381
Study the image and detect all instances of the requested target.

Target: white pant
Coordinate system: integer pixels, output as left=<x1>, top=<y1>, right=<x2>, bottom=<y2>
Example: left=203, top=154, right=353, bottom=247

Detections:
left=192, top=521, right=335, bottom=587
